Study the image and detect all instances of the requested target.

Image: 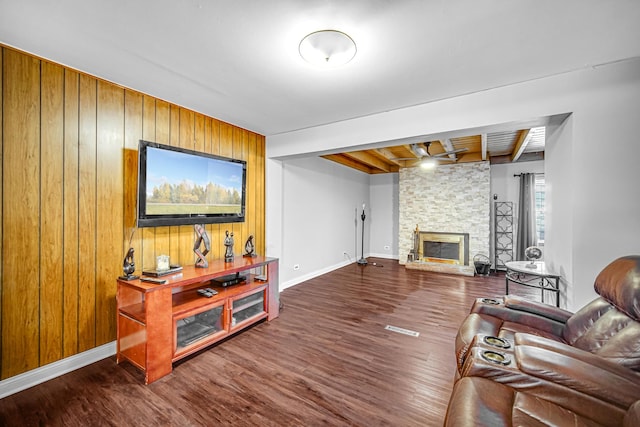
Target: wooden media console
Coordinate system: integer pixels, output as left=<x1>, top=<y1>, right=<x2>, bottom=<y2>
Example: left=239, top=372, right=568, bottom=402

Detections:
left=116, top=256, right=279, bottom=384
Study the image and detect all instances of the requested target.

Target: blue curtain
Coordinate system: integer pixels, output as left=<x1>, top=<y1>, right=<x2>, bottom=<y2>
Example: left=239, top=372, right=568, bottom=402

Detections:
left=516, top=173, right=537, bottom=260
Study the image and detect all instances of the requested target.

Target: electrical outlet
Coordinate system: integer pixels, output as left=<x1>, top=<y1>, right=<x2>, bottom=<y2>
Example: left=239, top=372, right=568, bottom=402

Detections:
left=293, top=264, right=300, bottom=270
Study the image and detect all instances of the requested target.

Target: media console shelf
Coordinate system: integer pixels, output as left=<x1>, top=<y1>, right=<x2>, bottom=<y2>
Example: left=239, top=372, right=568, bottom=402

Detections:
left=116, top=256, right=279, bottom=384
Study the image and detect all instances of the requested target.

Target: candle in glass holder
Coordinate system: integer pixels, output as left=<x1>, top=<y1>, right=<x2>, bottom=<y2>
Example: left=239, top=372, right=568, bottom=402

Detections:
left=156, top=255, right=170, bottom=271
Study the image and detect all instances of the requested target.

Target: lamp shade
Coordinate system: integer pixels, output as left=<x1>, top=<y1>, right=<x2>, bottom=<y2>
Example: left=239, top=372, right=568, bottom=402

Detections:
left=299, top=30, right=357, bottom=67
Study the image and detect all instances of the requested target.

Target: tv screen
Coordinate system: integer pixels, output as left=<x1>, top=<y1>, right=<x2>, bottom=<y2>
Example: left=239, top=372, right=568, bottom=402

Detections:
left=137, top=140, right=246, bottom=227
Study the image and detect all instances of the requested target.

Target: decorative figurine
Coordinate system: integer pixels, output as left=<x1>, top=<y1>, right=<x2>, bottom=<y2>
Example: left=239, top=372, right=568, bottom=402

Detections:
left=224, top=230, right=235, bottom=263
left=411, top=223, right=420, bottom=261
left=119, top=247, right=139, bottom=280
left=193, top=224, right=211, bottom=268
left=243, top=235, right=256, bottom=258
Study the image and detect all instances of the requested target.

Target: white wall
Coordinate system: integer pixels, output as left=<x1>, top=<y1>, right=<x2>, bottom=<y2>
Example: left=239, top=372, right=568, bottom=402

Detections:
left=490, top=160, right=545, bottom=212
left=267, top=57, right=640, bottom=311
left=369, top=173, right=399, bottom=259
left=549, top=63, right=640, bottom=308
left=267, top=157, right=370, bottom=290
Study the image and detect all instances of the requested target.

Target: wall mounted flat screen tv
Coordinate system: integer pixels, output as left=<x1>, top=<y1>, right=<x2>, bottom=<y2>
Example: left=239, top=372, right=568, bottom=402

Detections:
left=137, top=140, right=246, bottom=227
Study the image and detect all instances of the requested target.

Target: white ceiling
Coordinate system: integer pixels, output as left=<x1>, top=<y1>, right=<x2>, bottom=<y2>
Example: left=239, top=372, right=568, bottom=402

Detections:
left=1, top=0, right=640, bottom=137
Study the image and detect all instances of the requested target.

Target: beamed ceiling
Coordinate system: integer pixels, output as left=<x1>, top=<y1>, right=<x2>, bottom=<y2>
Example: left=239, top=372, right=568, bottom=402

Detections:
left=323, top=127, right=546, bottom=174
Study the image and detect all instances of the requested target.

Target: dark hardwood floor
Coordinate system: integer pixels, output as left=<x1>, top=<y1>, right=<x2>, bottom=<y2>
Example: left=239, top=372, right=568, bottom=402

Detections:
left=0, top=258, right=538, bottom=426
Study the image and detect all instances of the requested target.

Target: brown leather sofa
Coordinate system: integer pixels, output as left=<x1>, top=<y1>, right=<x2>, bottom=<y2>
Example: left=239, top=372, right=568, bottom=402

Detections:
left=445, top=377, right=640, bottom=427
left=455, top=255, right=640, bottom=374
left=445, top=255, right=640, bottom=426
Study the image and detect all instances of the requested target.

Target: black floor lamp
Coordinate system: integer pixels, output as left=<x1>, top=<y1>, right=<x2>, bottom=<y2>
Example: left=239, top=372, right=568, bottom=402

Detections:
left=357, top=204, right=368, bottom=265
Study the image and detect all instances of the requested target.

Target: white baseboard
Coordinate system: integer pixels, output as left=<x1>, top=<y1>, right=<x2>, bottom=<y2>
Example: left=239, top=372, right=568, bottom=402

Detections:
left=0, top=341, right=116, bottom=399
left=280, top=258, right=353, bottom=291
left=279, top=253, right=400, bottom=291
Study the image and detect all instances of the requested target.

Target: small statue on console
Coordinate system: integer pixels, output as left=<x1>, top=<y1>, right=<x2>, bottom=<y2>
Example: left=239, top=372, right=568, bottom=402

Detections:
left=193, top=224, right=210, bottom=268
left=224, top=230, right=235, bottom=263
left=243, top=235, right=256, bottom=258
left=119, top=247, right=139, bottom=280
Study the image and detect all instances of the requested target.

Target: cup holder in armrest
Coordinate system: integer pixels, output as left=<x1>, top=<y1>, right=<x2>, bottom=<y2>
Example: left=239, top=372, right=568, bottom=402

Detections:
left=481, top=350, right=511, bottom=365
left=481, top=298, right=500, bottom=305
left=483, top=336, right=511, bottom=349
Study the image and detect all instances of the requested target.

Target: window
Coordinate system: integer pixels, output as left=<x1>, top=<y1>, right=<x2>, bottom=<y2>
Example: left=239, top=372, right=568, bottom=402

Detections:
left=534, top=175, right=545, bottom=244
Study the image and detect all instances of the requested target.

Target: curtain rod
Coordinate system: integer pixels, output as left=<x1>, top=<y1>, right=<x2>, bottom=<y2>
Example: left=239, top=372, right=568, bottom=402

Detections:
left=513, top=173, right=544, bottom=177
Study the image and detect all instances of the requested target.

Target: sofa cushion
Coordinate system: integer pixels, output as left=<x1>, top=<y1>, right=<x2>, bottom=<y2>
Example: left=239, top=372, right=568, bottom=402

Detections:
left=445, top=377, right=607, bottom=427
left=594, top=255, right=640, bottom=321
left=563, top=301, right=640, bottom=370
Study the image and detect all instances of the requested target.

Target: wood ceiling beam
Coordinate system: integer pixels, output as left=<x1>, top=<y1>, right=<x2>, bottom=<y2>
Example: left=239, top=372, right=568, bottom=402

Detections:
left=321, top=154, right=373, bottom=174
left=481, top=134, right=488, bottom=160
left=455, top=152, right=483, bottom=163
left=402, top=144, right=420, bottom=159
left=492, top=151, right=544, bottom=164
left=375, top=147, right=403, bottom=166
left=511, top=129, right=533, bottom=162
left=342, top=151, right=395, bottom=172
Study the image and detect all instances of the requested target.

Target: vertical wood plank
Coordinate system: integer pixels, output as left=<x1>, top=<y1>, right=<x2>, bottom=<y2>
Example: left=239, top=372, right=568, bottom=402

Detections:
left=62, top=68, right=80, bottom=357
left=232, top=127, right=246, bottom=256
left=208, top=119, right=223, bottom=260
left=155, top=100, right=169, bottom=144
left=140, top=96, right=157, bottom=271
left=39, top=61, right=65, bottom=365
left=219, top=122, right=234, bottom=258
left=165, top=105, right=180, bottom=264
left=95, top=81, right=124, bottom=345
left=1, top=50, right=41, bottom=378
left=0, top=46, right=4, bottom=375
left=77, top=74, right=97, bottom=352
left=246, top=132, right=257, bottom=255
left=0, top=45, right=267, bottom=379
left=152, top=100, right=171, bottom=267
left=178, top=108, right=194, bottom=266
left=124, top=90, right=143, bottom=275
left=256, top=135, right=266, bottom=255
left=193, top=114, right=206, bottom=266
left=158, top=104, right=181, bottom=265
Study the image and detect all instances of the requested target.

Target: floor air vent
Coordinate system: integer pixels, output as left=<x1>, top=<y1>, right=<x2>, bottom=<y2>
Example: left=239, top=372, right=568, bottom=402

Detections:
left=385, top=325, right=420, bottom=337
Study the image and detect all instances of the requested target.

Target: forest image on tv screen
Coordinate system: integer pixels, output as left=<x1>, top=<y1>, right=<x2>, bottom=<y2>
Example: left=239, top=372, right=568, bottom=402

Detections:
left=146, top=146, right=243, bottom=216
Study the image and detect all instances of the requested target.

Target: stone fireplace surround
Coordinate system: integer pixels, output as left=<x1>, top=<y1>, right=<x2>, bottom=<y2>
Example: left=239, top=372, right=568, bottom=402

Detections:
left=399, top=162, right=490, bottom=276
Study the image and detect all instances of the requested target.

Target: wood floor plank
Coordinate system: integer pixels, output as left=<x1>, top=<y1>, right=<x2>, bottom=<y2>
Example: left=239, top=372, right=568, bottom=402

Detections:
left=0, top=259, right=539, bottom=426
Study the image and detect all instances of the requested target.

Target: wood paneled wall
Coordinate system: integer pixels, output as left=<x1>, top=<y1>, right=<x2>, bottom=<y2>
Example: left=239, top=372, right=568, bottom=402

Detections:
left=0, top=46, right=266, bottom=379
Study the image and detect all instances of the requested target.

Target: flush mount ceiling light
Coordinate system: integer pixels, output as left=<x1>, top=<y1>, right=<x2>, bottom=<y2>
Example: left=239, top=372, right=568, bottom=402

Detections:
left=299, top=30, right=357, bottom=67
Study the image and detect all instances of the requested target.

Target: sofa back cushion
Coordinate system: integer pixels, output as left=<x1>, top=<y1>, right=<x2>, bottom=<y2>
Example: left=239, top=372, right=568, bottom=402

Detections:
left=594, top=255, right=640, bottom=321
left=562, top=268, right=640, bottom=371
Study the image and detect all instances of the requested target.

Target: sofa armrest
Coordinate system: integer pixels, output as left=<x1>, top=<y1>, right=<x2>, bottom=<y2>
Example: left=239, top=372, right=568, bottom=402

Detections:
left=504, top=295, right=572, bottom=323
left=458, top=342, right=633, bottom=426
left=515, top=344, right=640, bottom=407
left=469, top=297, right=567, bottom=336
